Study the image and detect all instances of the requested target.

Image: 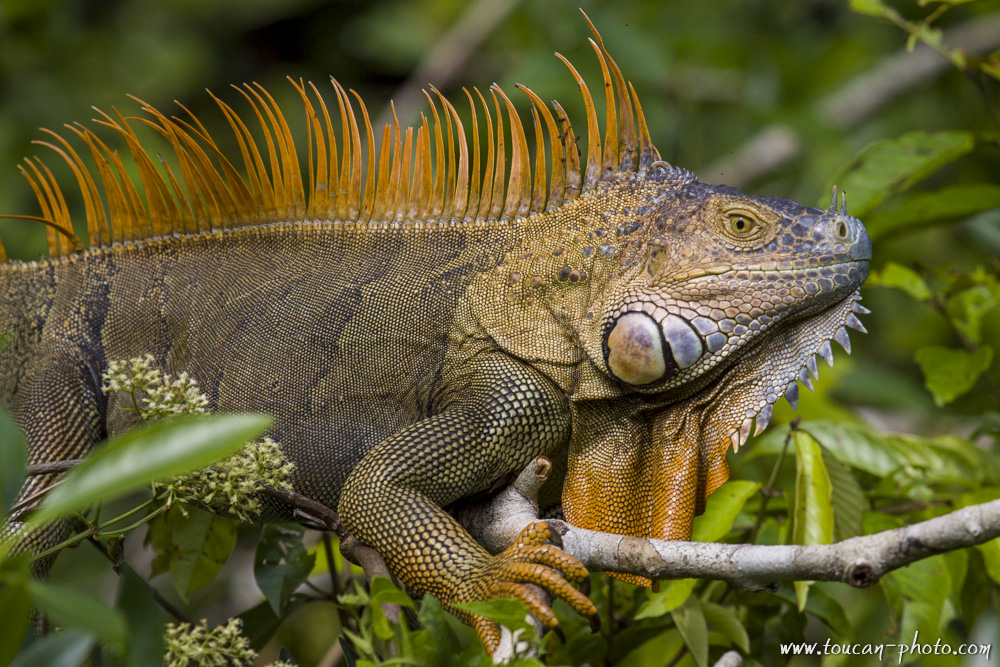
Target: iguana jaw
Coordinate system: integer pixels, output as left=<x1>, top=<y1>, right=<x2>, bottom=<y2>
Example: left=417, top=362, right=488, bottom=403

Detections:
left=601, top=258, right=870, bottom=393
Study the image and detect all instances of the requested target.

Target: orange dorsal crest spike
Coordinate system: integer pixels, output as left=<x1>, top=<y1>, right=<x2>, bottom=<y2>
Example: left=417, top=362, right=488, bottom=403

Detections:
left=3, top=14, right=662, bottom=259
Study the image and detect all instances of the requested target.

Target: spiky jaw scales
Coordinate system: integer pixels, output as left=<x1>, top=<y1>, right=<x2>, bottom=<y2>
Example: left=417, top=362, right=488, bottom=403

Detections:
left=725, top=287, right=871, bottom=454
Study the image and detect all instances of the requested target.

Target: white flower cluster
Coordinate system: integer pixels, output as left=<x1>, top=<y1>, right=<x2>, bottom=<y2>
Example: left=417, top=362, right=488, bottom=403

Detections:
left=163, top=618, right=255, bottom=667
left=157, top=437, right=294, bottom=522
left=163, top=618, right=296, bottom=667
left=102, top=356, right=294, bottom=521
left=101, top=355, right=208, bottom=419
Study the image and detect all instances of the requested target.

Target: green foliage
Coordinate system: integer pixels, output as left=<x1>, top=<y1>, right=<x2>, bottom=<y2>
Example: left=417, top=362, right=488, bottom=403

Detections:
left=255, top=524, right=316, bottom=615
left=915, top=344, right=993, bottom=405
left=26, top=579, right=128, bottom=648
left=29, top=413, right=271, bottom=526
left=2, top=1, right=1000, bottom=665
left=148, top=505, right=239, bottom=601
left=827, top=130, right=976, bottom=217
left=791, top=431, right=834, bottom=609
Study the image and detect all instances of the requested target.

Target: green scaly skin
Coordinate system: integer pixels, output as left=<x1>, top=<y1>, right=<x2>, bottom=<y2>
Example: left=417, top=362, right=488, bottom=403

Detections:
left=1, top=160, right=871, bottom=651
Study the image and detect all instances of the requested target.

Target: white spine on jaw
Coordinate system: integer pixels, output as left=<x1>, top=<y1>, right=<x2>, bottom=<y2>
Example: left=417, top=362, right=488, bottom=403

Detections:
left=606, top=312, right=706, bottom=386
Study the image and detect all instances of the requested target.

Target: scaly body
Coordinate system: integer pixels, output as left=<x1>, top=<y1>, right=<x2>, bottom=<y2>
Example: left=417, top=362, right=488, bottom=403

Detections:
left=0, top=16, right=870, bottom=651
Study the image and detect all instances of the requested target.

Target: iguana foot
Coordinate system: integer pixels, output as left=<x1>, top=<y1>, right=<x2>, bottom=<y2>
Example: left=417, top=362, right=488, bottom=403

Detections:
left=451, top=521, right=598, bottom=654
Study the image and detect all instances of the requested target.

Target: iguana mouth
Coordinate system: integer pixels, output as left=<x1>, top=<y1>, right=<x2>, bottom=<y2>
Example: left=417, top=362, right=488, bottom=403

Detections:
left=670, top=258, right=871, bottom=283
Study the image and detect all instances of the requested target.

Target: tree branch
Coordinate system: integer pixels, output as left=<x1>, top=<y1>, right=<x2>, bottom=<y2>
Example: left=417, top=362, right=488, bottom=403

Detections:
left=462, top=463, right=1000, bottom=591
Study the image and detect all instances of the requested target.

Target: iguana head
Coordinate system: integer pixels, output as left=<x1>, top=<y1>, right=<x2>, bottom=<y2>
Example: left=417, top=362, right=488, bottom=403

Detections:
left=600, top=178, right=871, bottom=416
left=540, top=171, right=871, bottom=561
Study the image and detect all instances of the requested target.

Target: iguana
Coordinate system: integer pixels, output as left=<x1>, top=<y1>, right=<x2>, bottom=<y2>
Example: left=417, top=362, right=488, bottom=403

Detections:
left=0, top=14, right=871, bottom=652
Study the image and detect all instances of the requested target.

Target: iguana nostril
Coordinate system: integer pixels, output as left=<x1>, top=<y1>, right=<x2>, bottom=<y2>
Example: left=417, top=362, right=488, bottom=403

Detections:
left=606, top=312, right=669, bottom=385
left=834, top=219, right=849, bottom=241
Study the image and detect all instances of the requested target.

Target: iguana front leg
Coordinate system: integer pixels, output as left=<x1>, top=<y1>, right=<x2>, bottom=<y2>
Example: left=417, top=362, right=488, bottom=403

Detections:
left=337, top=355, right=596, bottom=651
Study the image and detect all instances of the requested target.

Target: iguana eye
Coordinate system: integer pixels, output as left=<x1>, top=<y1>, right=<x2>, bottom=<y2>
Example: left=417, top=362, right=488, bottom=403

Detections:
left=729, top=214, right=755, bottom=234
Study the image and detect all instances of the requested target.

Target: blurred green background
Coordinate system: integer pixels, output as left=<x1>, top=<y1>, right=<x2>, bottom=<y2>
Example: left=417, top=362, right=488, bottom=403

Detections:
left=2, top=1, right=1000, bottom=665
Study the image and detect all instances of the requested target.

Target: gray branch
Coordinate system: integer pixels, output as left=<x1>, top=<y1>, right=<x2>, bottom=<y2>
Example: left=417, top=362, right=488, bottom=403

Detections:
left=462, top=462, right=1000, bottom=592
left=555, top=498, right=1000, bottom=589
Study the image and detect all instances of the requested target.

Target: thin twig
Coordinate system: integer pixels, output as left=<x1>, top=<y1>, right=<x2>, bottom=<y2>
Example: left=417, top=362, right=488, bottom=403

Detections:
left=86, top=538, right=192, bottom=624
left=664, top=644, right=688, bottom=667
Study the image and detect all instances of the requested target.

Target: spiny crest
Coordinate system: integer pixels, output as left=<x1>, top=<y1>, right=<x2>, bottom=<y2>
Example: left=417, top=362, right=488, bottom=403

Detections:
left=0, top=12, right=663, bottom=263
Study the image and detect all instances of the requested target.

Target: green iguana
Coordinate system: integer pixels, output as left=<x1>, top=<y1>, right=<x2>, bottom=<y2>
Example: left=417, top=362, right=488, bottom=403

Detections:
left=0, top=14, right=871, bottom=652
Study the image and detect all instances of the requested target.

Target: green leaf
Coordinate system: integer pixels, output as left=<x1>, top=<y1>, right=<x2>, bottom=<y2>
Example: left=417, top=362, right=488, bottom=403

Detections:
left=946, top=282, right=1000, bottom=345
left=453, top=598, right=533, bottom=635
left=873, top=518, right=950, bottom=617
left=691, top=480, right=761, bottom=542
left=849, top=0, right=896, bottom=17
left=148, top=504, right=238, bottom=601
left=370, top=576, right=416, bottom=611
left=670, top=596, right=708, bottom=667
left=27, top=580, right=127, bottom=646
left=368, top=576, right=417, bottom=642
left=0, top=576, right=31, bottom=666
left=237, top=597, right=305, bottom=651
left=914, top=345, right=993, bottom=407
left=8, top=631, right=94, bottom=667
left=620, top=628, right=684, bottom=667
left=792, top=431, right=834, bottom=610
left=865, top=184, right=1000, bottom=240
left=975, top=538, right=1000, bottom=586
left=827, top=131, right=975, bottom=217
left=414, top=595, right=468, bottom=665
left=0, top=408, right=26, bottom=518
left=254, top=523, right=316, bottom=615
left=775, top=584, right=854, bottom=639
left=821, top=449, right=866, bottom=542
left=801, top=421, right=899, bottom=477
left=868, top=263, right=931, bottom=301
left=792, top=432, right=834, bottom=547
left=899, top=601, right=942, bottom=664
left=635, top=579, right=697, bottom=619
left=114, top=564, right=169, bottom=667
left=701, top=602, right=750, bottom=653
left=30, top=413, right=271, bottom=525
left=960, top=490, right=1000, bottom=586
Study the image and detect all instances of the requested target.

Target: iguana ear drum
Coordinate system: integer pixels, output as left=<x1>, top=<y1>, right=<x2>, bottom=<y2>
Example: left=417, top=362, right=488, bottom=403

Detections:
left=605, top=312, right=704, bottom=386
left=605, top=313, right=672, bottom=385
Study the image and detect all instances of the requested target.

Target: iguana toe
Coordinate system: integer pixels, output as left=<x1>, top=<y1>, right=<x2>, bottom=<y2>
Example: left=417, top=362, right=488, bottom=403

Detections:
left=454, top=521, right=598, bottom=653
